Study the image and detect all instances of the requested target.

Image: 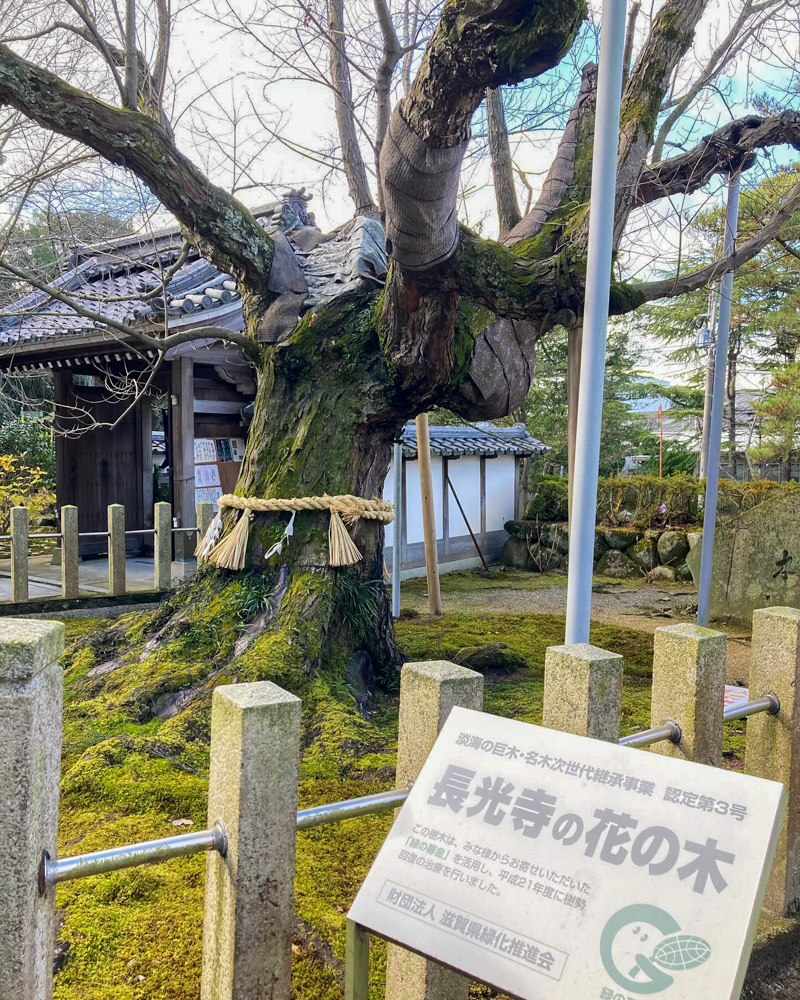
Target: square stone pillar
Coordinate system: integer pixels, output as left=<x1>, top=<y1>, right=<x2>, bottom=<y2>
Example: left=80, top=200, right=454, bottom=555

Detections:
left=107, top=504, right=126, bottom=597
left=386, top=661, right=483, bottom=1000
left=60, top=505, right=79, bottom=599
left=0, top=619, right=64, bottom=1000
left=201, top=681, right=301, bottom=1000
left=543, top=643, right=623, bottom=742
left=10, top=505, right=29, bottom=602
left=745, top=606, right=800, bottom=915
left=153, top=502, right=172, bottom=591
left=651, top=623, right=726, bottom=766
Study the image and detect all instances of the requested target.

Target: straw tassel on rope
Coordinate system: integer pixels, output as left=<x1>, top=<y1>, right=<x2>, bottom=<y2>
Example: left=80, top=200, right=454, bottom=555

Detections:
left=197, top=493, right=394, bottom=571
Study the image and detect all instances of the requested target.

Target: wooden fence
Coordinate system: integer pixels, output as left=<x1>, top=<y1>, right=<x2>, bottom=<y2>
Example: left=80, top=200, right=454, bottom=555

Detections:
left=1, top=501, right=215, bottom=603
left=1, top=609, right=799, bottom=998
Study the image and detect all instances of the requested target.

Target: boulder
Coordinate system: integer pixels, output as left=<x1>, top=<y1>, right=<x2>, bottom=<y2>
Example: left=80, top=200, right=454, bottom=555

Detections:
left=501, top=537, right=532, bottom=570
left=455, top=643, right=527, bottom=673
left=538, top=522, right=558, bottom=548
left=687, top=531, right=702, bottom=551
left=503, top=519, right=539, bottom=542
left=685, top=489, right=800, bottom=622
left=650, top=565, right=677, bottom=583
left=594, top=528, right=608, bottom=560
left=675, top=562, right=693, bottom=582
left=657, top=530, right=690, bottom=566
left=528, top=545, right=562, bottom=572
left=596, top=548, right=638, bottom=579
left=629, top=537, right=658, bottom=572
left=604, top=527, right=643, bottom=550
left=556, top=524, right=570, bottom=555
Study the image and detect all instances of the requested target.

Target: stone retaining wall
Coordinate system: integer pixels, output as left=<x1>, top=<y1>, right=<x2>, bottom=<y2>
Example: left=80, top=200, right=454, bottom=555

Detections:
left=502, top=520, right=699, bottom=581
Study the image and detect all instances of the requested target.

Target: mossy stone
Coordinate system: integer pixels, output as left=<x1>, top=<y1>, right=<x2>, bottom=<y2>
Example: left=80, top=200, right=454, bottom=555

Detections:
left=596, top=548, right=638, bottom=579
left=604, top=527, right=643, bottom=550
left=657, top=529, right=690, bottom=566
left=501, top=537, right=532, bottom=570
left=650, top=565, right=677, bottom=582
left=454, top=642, right=527, bottom=673
left=630, top=537, right=658, bottom=573
left=503, top=519, right=539, bottom=542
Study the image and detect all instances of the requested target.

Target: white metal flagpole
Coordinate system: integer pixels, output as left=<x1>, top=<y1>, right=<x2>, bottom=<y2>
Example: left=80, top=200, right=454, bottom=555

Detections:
left=391, top=439, right=403, bottom=618
left=696, top=169, right=741, bottom=627
left=564, top=0, right=628, bottom=644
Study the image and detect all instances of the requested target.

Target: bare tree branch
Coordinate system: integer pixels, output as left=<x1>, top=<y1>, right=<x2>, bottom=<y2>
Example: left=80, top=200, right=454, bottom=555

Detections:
left=486, top=87, right=522, bottom=233
left=0, top=42, right=274, bottom=291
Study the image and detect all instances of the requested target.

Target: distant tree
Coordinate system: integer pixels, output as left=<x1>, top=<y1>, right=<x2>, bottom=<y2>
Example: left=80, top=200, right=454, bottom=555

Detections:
left=750, top=362, right=800, bottom=477
left=526, top=326, right=650, bottom=477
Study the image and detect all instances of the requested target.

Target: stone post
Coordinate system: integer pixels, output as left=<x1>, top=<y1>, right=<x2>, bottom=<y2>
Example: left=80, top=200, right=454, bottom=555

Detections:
left=201, top=682, right=301, bottom=1000
left=60, top=505, right=79, bottom=599
left=650, top=623, right=726, bottom=766
left=107, top=504, right=125, bottom=597
left=153, top=502, right=172, bottom=591
left=0, top=619, right=64, bottom=1000
left=543, top=643, right=623, bottom=741
left=197, top=501, right=214, bottom=546
left=10, top=506, right=29, bottom=602
left=745, top=606, right=800, bottom=915
left=386, top=661, right=483, bottom=1000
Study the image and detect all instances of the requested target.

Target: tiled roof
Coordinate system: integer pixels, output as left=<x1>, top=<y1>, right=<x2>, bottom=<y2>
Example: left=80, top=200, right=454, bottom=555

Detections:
left=0, top=197, right=388, bottom=353
left=401, top=423, right=549, bottom=458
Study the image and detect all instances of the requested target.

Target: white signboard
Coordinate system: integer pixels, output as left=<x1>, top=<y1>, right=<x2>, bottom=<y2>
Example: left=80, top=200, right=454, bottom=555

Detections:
left=194, top=438, right=217, bottom=464
left=194, top=464, right=221, bottom=488
left=349, top=707, right=784, bottom=1000
left=195, top=486, right=223, bottom=507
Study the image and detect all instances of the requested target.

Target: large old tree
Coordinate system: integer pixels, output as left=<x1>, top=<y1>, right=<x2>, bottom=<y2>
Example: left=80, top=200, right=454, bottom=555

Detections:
left=2, top=0, right=800, bottom=677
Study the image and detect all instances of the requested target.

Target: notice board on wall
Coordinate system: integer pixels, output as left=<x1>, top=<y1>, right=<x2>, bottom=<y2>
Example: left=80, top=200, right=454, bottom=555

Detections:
left=194, top=437, right=245, bottom=509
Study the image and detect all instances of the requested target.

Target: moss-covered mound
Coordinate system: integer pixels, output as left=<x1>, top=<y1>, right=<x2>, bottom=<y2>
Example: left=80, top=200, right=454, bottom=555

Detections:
left=50, top=581, right=748, bottom=999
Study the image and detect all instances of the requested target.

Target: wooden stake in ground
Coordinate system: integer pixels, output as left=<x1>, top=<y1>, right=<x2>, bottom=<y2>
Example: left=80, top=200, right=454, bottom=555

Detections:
left=415, top=413, right=442, bottom=617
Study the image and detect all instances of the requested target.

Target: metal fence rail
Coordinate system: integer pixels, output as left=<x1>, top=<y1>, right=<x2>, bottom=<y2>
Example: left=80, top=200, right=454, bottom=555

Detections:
left=42, top=695, right=779, bottom=889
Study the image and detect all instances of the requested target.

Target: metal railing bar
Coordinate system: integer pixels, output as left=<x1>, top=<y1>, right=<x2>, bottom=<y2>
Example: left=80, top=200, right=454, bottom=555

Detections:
left=42, top=823, right=227, bottom=888
left=296, top=787, right=409, bottom=830
left=125, top=529, right=156, bottom=536
left=619, top=721, right=681, bottom=748
left=172, top=526, right=200, bottom=533
left=723, top=694, right=779, bottom=722
left=0, top=533, right=62, bottom=540
left=79, top=531, right=110, bottom=538
left=40, top=697, right=781, bottom=888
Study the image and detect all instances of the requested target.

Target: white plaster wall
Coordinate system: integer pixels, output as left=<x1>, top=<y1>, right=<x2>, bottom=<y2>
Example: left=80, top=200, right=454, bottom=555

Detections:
left=382, top=463, right=395, bottom=549
left=446, top=456, right=481, bottom=535
left=404, top=457, right=443, bottom=544
left=485, top=455, right=517, bottom=530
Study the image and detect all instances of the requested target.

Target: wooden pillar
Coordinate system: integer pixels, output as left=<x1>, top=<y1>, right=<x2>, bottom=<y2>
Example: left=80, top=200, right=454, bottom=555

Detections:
left=171, top=359, right=195, bottom=564
left=415, top=413, right=442, bottom=616
left=567, top=324, right=583, bottom=528
left=140, top=397, right=153, bottom=550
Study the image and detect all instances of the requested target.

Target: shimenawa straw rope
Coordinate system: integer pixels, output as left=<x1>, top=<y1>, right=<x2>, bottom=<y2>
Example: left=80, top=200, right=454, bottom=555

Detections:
left=196, top=493, right=394, bottom=570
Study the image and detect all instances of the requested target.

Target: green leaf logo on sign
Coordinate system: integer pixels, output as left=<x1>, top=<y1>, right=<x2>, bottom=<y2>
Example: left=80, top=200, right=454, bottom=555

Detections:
left=600, top=904, right=712, bottom=994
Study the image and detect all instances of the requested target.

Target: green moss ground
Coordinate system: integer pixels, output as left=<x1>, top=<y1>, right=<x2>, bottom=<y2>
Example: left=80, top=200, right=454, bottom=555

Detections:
left=50, top=578, right=749, bottom=999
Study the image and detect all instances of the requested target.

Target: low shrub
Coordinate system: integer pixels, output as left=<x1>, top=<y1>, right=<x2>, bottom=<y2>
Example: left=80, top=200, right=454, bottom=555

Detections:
left=524, top=475, right=569, bottom=521
left=526, top=472, right=795, bottom=529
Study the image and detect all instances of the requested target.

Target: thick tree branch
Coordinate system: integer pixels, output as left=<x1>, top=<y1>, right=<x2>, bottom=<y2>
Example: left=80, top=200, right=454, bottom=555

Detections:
left=652, top=0, right=779, bottom=161
left=401, top=0, right=586, bottom=147
left=503, top=62, right=597, bottom=246
left=329, top=0, right=378, bottom=215
left=612, top=0, right=708, bottom=241
left=637, top=110, right=800, bottom=207
left=0, top=43, right=274, bottom=293
left=486, top=87, right=522, bottom=234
